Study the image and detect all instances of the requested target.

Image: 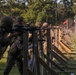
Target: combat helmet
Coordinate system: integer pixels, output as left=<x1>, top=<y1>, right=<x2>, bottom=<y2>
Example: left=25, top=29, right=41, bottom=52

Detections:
left=16, top=16, right=23, bottom=22
left=42, top=22, right=48, bottom=28
left=35, top=22, right=42, bottom=28
left=0, top=16, right=13, bottom=33
left=1, top=16, right=13, bottom=28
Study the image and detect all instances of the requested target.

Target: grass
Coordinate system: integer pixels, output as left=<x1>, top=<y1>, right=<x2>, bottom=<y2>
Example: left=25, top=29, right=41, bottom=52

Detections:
left=0, top=47, right=76, bottom=75
left=0, top=47, right=20, bottom=75
left=0, top=61, right=20, bottom=75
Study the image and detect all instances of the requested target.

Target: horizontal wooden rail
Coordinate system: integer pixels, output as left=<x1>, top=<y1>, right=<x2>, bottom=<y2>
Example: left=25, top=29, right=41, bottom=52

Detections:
left=36, top=55, right=59, bottom=75
left=44, top=54, right=65, bottom=71
left=48, top=49, right=68, bottom=68
left=52, top=44, right=70, bottom=60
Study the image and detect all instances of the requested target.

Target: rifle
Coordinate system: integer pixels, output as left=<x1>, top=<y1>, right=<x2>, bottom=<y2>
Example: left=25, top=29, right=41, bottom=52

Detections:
left=0, top=27, right=8, bottom=59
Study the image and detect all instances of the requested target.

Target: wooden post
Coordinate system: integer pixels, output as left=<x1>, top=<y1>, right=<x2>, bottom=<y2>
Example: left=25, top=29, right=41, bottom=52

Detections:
left=39, top=29, right=46, bottom=75
left=46, top=27, right=52, bottom=67
left=32, top=31, right=40, bottom=75
left=54, top=28, right=58, bottom=47
left=23, top=31, right=28, bottom=75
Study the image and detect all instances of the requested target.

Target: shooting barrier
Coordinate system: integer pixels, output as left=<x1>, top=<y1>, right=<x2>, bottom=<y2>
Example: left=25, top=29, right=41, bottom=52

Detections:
left=22, top=25, right=75, bottom=75
left=0, top=24, right=75, bottom=75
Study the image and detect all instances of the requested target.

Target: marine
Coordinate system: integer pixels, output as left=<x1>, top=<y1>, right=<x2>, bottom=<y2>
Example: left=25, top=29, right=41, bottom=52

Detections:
left=0, top=16, right=13, bottom=59
left=3, top=16, right=24, bottom=75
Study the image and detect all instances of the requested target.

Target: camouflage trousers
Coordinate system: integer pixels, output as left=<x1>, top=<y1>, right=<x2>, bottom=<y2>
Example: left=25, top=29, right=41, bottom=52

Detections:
left=3, top=40, right=23, bottom=75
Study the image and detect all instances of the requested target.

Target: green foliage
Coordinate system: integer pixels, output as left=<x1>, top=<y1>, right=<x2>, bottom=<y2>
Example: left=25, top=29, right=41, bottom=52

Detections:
left=22, top=9, right=36, bottom=24
left=72, top=5, right=76, bottom=15
left=12, top=8, right=22, bottom=16
left=36, top=11, right=46, bottom=22
left=0, top=0, right=75, bottom=25
left=73, top=0, right=76, bottom=3
left=21, top=1, right=55, bottom=25
left=73, top=0, right=76, bottom=14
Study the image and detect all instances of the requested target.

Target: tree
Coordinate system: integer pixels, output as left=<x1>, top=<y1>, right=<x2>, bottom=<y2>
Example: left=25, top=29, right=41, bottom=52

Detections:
left=0, top=0, right=75, bottom=25
left=21, top=1, right=58, bottom=25
left=72, top=0, right=76, bottom=14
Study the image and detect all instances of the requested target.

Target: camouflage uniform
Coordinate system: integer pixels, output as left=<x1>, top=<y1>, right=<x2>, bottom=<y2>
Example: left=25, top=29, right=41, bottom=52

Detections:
left=3, top=16, right=24, bottom=75
left=0, top=16, right=13, bottom=59
left=4, top=36, right=23, bottom=75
